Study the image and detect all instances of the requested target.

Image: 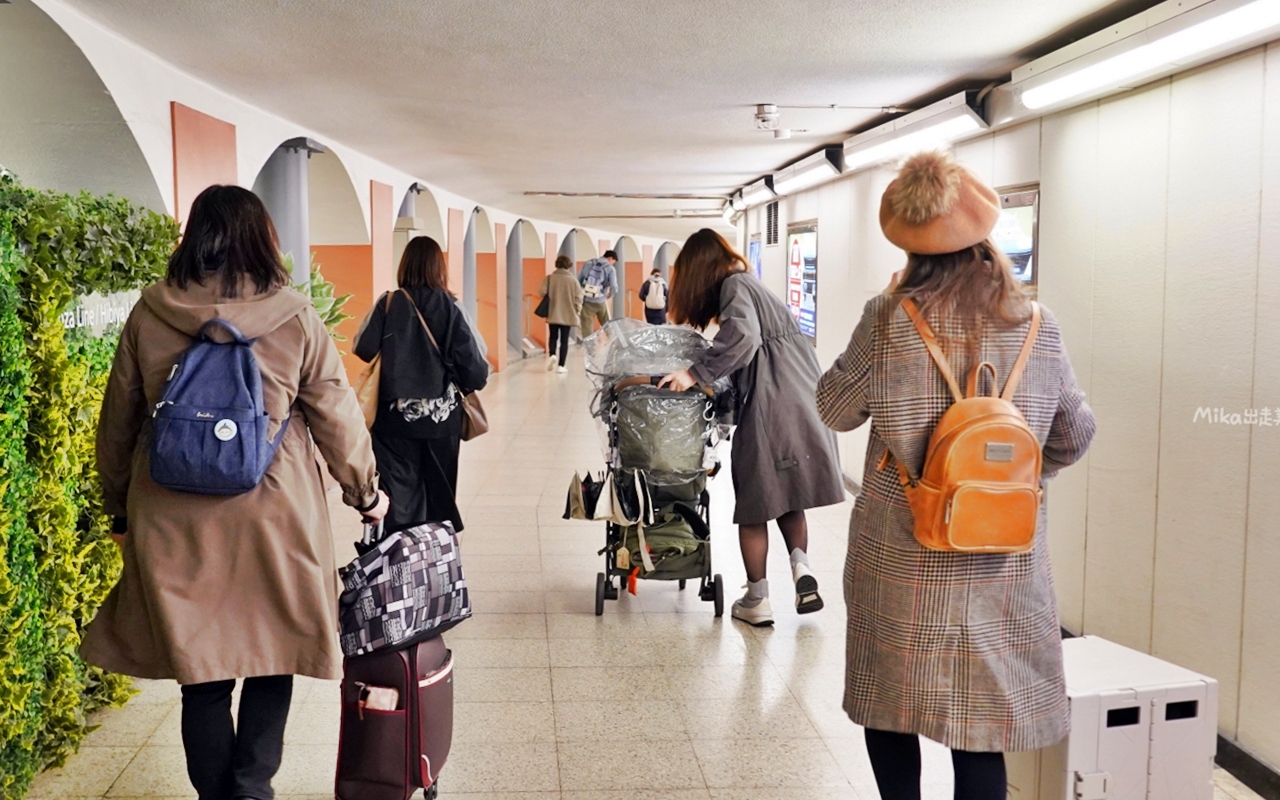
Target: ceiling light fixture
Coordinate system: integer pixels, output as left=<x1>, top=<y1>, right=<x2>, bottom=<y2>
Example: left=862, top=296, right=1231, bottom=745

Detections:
left=771, top=147, right=844, bottom=196
left=740, top=177, right=776, bottom=208
left=1015, top=0, right=1280, bottom=112
left=722, top=203, right=738, bottom=224
left=842, top=93, right=987, bottom=174
left=729, top=192, right=746, bottom=212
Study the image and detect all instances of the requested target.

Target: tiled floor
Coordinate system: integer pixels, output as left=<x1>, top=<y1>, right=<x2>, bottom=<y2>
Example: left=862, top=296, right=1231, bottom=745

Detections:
left=31, top=352, right=1264, bottom=800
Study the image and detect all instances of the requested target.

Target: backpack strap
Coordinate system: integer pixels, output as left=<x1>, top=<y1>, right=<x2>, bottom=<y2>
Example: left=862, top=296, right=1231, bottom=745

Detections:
left=900, top=299, right=963, bottom=403
left=197, top=318, right=250, bottom=343
left=1000, top=302, right=1042, bottom=402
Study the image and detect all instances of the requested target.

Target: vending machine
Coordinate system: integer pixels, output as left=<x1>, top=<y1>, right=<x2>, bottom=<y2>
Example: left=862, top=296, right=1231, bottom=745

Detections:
left=1006, top=636, right=1218, bottom=800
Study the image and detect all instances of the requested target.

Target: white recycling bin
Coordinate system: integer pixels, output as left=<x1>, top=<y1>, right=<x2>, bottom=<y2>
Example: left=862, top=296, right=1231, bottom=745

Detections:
left=1006, top=635, right=1217, bottom=800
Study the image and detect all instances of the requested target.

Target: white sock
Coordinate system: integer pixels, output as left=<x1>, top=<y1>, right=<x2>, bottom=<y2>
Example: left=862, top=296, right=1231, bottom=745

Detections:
left=789, top=548, right=810, bottom=568
left=743, top=578, right=768, bottom=604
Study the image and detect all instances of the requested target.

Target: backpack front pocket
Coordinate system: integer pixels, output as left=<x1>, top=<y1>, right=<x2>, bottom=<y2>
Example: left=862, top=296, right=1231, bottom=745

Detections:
left=942, top=482, right=1040, bottom=553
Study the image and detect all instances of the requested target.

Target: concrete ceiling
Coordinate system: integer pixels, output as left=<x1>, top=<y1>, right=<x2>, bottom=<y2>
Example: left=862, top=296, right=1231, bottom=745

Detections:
left=58, top=0, right=1161, bottom=241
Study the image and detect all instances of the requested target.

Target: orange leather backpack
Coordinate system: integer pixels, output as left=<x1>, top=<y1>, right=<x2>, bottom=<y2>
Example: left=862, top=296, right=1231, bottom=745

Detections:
left=884, top=299, right=1043, bottom=553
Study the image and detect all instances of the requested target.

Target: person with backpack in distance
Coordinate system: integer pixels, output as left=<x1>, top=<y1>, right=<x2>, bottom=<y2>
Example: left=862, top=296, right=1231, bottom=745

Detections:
left=81, top=185, right=389, bottom=800
left=815, top=151, right=1096, bottom=800
left=354, top=235, right=489, bottom=534
left=657, top=229, right=844, bottom=626
left=638, top=267, right=669, bottom=324
left=540, top=254, right=585, bottom=373
left=577, top=248, right=618, bottom=339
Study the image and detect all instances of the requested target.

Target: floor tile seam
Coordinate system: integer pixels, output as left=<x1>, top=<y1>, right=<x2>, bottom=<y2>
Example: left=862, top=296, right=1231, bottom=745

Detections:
left=98, top=741, right=151, bottom=800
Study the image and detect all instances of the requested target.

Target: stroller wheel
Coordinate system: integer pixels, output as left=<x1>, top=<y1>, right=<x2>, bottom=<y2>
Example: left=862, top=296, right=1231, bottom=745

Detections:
left=595, top=573, right=607, bottom=616
left=713, top=574, right=725, bottom=618
left=678, top=578, right=687, bottom=590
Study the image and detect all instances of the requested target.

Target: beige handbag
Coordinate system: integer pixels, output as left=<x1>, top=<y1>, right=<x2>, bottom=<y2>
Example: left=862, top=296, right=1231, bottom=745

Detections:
left=401, top=290, right=489, bottom=441
left=353, top=293, right=396, bottom=428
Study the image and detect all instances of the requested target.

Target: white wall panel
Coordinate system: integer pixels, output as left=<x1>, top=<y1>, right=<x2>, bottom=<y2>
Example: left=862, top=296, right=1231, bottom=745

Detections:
left=1153, top=51, right=1265, bottom=736
left=993, top=120, right=1042, bottom=189
left=1081, top=82, right=1171, bottom=653
left=953, top=134, right=995, bottom=186
left=1237, top=43, right=1280, bottom=765
left=1037, top=102, right=1100, bottom=635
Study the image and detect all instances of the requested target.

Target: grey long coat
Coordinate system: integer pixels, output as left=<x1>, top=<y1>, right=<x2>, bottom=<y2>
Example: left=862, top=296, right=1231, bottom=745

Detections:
left=816, top=294, right=1096, bottom=752
left=690, top=273, right=844, bottom=524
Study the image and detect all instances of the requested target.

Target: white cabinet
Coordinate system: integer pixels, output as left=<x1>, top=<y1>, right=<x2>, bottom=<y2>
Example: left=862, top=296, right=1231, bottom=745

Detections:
left=1007, top=636, right=1217, bottom=800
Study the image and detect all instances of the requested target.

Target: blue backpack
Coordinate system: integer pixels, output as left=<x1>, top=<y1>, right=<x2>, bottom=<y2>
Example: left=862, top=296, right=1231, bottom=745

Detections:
left=150, top=318, right=290, bottom=495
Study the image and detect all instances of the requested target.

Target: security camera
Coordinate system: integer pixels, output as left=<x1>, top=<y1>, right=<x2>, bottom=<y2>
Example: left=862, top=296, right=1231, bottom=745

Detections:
left=754, top=104, right=780, bottom=130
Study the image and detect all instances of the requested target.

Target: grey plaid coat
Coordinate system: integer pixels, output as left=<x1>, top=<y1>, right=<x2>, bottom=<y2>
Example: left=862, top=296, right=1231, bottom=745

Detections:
left=817, top=294, right=1095, bottom=753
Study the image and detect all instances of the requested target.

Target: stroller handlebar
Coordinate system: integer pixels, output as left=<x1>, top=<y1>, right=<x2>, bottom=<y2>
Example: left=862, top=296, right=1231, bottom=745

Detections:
left=612, top=375, right=714, bottom=397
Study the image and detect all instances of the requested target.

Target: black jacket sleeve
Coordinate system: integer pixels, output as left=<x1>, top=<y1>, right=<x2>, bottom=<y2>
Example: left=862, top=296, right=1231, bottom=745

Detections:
left=639, top=281, right=650, bottom=301
left=443, top=303, right=490, bottom=394
left=353, top=292, right=389, bottom=363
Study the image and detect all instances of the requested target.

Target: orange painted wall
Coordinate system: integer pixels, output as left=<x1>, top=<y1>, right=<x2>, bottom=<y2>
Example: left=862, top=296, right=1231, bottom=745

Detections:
left=312, top=244, right=374, bottom=384
left=170, top=102, right=237, bottom=224
left=625, top=261, right=645, bottom=320
left=370, top=181, right=396, bottom=296
left=446, top=208, right=464, bottom=298
left=545, top=233, right=557, bottom=275
left=475, top=251, right=501, bottom=372
left=523, top=257, right=548, bottom=348
left=492, top=223, right=507, bottom=372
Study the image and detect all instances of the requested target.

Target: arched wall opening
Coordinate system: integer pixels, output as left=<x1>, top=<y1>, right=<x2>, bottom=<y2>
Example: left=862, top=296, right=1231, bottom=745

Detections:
left=613, top=236, right=643, bottom=320
left=394, top=182, right=446, bottom=271
left=558, top=227, right=598, bottom=271
left=0, top=0, right=164, bottom=210
left=464, top=207, right=501, bottom=370
left=254, top=142, right=372, bottom=380
left=655, top=241, right=680, bottom=280
left=507, top=219, right=545, bottom=351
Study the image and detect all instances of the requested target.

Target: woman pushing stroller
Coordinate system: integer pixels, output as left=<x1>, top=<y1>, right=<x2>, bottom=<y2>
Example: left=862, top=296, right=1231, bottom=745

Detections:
left=659, top=229, right=844, bottom=626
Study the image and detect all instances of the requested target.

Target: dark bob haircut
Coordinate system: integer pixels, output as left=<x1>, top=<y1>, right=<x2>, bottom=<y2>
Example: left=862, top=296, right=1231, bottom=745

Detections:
left=167, top=185, right=290, bottom=298
left=398, top=235, right=452, bottom=295
left=668, top=228, right=749, bottom=331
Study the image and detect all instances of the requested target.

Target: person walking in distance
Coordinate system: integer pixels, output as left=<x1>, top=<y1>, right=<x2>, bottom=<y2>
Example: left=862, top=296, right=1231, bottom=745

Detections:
left=82, top=185, right=389, bottom=800
left=540, top=255, right=585, bottom=373
left=658, top=229, right=844, bottom=626
left=638, top=268, right=669, bottom=325
left=816, top=151, right=1096, bottom=800
left=578, top=249, right=618, bottom=339
left=353, top=236, right=490, bottom=534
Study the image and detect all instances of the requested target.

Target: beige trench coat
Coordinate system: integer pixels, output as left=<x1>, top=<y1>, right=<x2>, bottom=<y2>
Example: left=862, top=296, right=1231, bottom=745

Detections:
left=539, top=267, right=585, bottom=327
left=80, top=280, right=378, bottom=685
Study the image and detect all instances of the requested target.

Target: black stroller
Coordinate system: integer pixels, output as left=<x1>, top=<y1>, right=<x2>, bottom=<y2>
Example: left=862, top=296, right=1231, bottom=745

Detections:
left=568, top=321, right=728, bottom=617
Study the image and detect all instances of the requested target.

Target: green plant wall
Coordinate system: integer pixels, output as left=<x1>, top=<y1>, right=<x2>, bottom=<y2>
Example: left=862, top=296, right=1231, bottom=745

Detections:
left=0, top=172, right=178, bottom=799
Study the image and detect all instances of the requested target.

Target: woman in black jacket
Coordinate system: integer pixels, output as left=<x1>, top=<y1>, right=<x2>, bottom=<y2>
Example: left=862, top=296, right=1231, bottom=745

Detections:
left=354, top=236, right=489, bottom=532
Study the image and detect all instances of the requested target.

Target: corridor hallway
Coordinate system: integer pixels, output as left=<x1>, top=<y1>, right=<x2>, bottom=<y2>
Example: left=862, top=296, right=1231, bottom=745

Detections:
left=27, top=354, right=1258, bottom=800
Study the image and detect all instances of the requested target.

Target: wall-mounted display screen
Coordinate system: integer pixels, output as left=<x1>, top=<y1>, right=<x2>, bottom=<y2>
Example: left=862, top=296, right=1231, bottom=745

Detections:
left=992, top=186, right=1038, bottom=287
left=786, top=223, right=817, bottom=341
left=748, top=236, right=762, bottom=280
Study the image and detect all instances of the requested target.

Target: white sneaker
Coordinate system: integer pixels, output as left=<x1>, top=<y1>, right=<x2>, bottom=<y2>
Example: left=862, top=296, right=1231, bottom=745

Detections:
left=546, top=355, right=557, bottom=371
left=792, top=561, right=824, bottom=614
left=731, top=592, right=774, bottom=627
left=557, top=365, right=568, bottom=374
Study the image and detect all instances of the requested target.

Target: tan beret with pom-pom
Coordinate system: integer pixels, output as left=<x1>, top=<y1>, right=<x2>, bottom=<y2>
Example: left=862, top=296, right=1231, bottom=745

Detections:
left=879, top=151, right=1001, bottom=255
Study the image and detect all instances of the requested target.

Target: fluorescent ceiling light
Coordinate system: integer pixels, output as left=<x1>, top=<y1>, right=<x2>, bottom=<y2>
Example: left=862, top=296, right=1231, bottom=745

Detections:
left=771, top=147, right=843, bottom=196
left=729, top=192, right=746, bottom=212
left=741, top=177, right=776, bottom=207
left=722, top=203, right=738, bottom=224
left=1021, top=0, right=1280, bottom=110
left=843, top=95, right=987, bottom=174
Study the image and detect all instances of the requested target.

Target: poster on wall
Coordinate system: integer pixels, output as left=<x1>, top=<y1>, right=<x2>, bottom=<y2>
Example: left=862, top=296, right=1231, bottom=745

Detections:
left=991, top=186, right=1038, bottom=287
left=786, top=223, right=817, bottom=341
left=748, top=236, right=762, bottom=279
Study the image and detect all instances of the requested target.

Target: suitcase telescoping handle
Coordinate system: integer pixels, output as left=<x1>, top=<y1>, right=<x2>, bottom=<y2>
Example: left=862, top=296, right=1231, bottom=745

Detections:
left=361, top=520, right=383, bottom=547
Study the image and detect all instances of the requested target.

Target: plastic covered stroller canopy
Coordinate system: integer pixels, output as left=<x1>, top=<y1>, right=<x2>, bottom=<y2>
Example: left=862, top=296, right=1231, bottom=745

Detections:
left=583, top=319, right=710, bottom=388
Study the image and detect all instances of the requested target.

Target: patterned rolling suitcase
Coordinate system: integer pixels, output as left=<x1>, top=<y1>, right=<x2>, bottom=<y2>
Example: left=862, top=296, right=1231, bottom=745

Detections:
left=335, top=636, right=454, bottom=800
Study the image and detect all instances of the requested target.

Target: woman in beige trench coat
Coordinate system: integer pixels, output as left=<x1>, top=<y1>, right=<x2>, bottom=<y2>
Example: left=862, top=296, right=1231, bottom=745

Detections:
left=81, top=185, right=387, bottom=800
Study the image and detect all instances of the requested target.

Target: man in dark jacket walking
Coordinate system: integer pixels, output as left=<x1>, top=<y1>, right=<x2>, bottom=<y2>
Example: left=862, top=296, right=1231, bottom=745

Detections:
left=638, top=268, right=668, bottom=325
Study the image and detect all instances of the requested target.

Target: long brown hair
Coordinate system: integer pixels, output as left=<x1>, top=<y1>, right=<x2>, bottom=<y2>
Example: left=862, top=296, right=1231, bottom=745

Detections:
left=668, top=229, right=749, bottom=330
left=168, top=185, right=289, bottom=298
left=398, top=235, right=451, bottom=294
left=891, top=239, right=1030, bottom=357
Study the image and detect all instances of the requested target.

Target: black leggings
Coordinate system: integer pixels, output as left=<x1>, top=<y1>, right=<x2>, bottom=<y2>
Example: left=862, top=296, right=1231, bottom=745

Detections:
left=181, top=675, right=293, bottom=800
left=864, top=728, right=1006, bottom=800
left=548, top=324, right=571, bottom=367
